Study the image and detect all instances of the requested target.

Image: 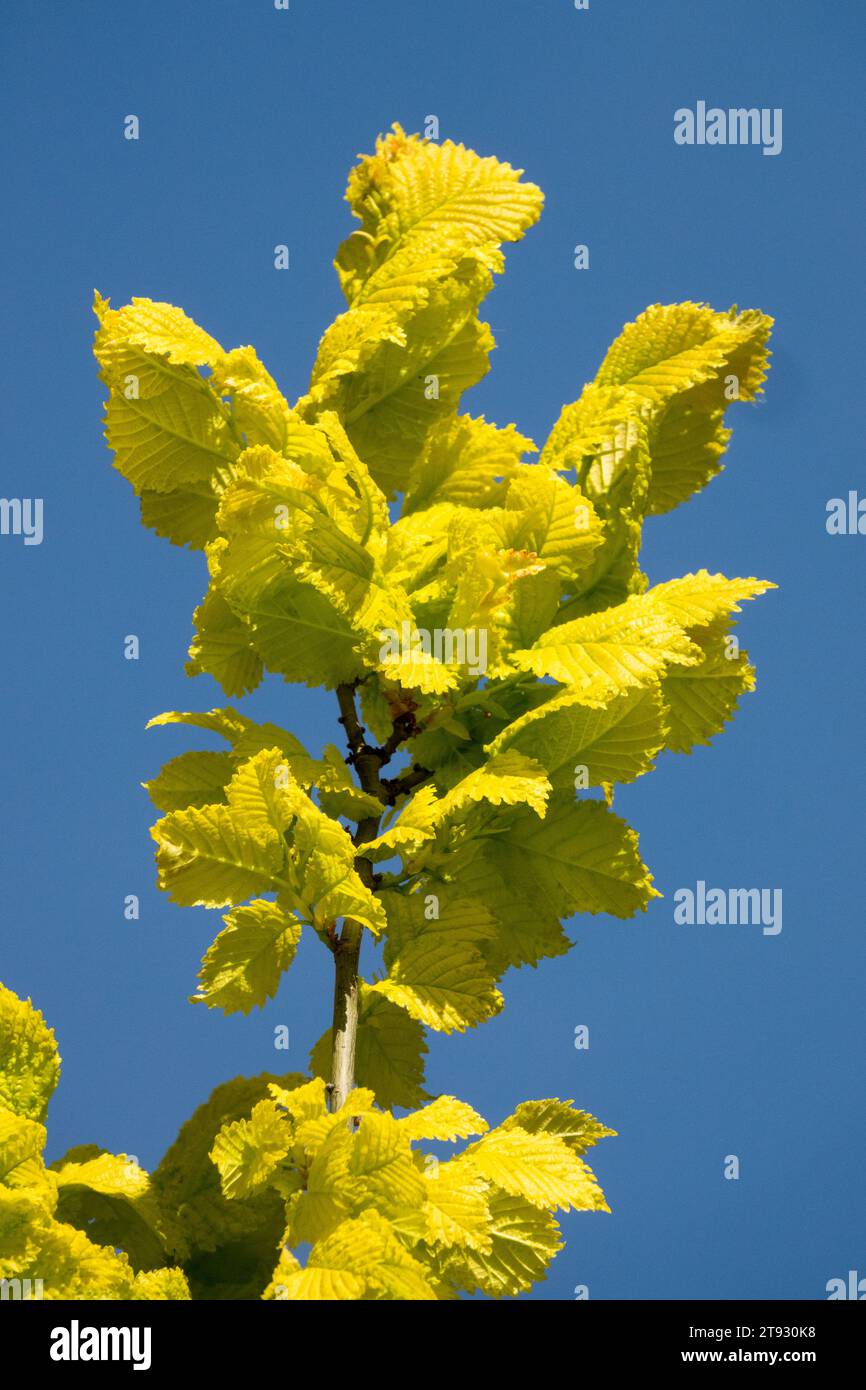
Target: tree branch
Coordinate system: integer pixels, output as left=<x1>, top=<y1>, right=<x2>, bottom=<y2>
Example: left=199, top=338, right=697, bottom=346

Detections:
left=335, top=682, right=430, bottom=804
left=328, top=808, right=381, bottom=1115
left=335, top=682, right=367, bottom=765
left=376, top=710, right=418, bottom=764
left=381, top=762, right=432, bottom=802
left=329, top=684, right=429, bottom=1112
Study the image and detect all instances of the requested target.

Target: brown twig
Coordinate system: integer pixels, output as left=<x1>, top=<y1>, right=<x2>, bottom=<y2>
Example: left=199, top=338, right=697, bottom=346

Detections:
left=328, top=684, right=430, bottom=1112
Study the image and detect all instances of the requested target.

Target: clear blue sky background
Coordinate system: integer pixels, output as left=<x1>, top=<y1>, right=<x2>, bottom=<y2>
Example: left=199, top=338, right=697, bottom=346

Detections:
left=1, top=1, right=863, bottom=1300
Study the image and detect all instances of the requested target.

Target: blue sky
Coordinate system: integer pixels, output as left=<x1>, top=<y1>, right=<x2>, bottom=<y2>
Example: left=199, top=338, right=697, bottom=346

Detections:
left=1, top=0, right=863, bottom=1299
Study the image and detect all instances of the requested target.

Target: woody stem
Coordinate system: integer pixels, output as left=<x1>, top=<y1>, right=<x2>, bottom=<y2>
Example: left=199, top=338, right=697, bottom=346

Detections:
left=328, top=685, right=387, bottom=1113
left=328, top=684, right=434, bottom=1112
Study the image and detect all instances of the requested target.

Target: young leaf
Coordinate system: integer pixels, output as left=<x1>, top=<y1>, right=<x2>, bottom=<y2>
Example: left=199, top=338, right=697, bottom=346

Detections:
left=458, top=1127, right=609, bottom=1213
left=151, top=802, right=285, bottom=908
left=512, top=590, right=700, bottom=699
left=300, top=125, right=544, bottom=495
left=0, top=983, right=60, bottom=1123
left=594, top=302, right=772, bottom=514
left=193, top=900, right=302, bottom=1016
left=210, top=1099, right=292, bottom=1199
